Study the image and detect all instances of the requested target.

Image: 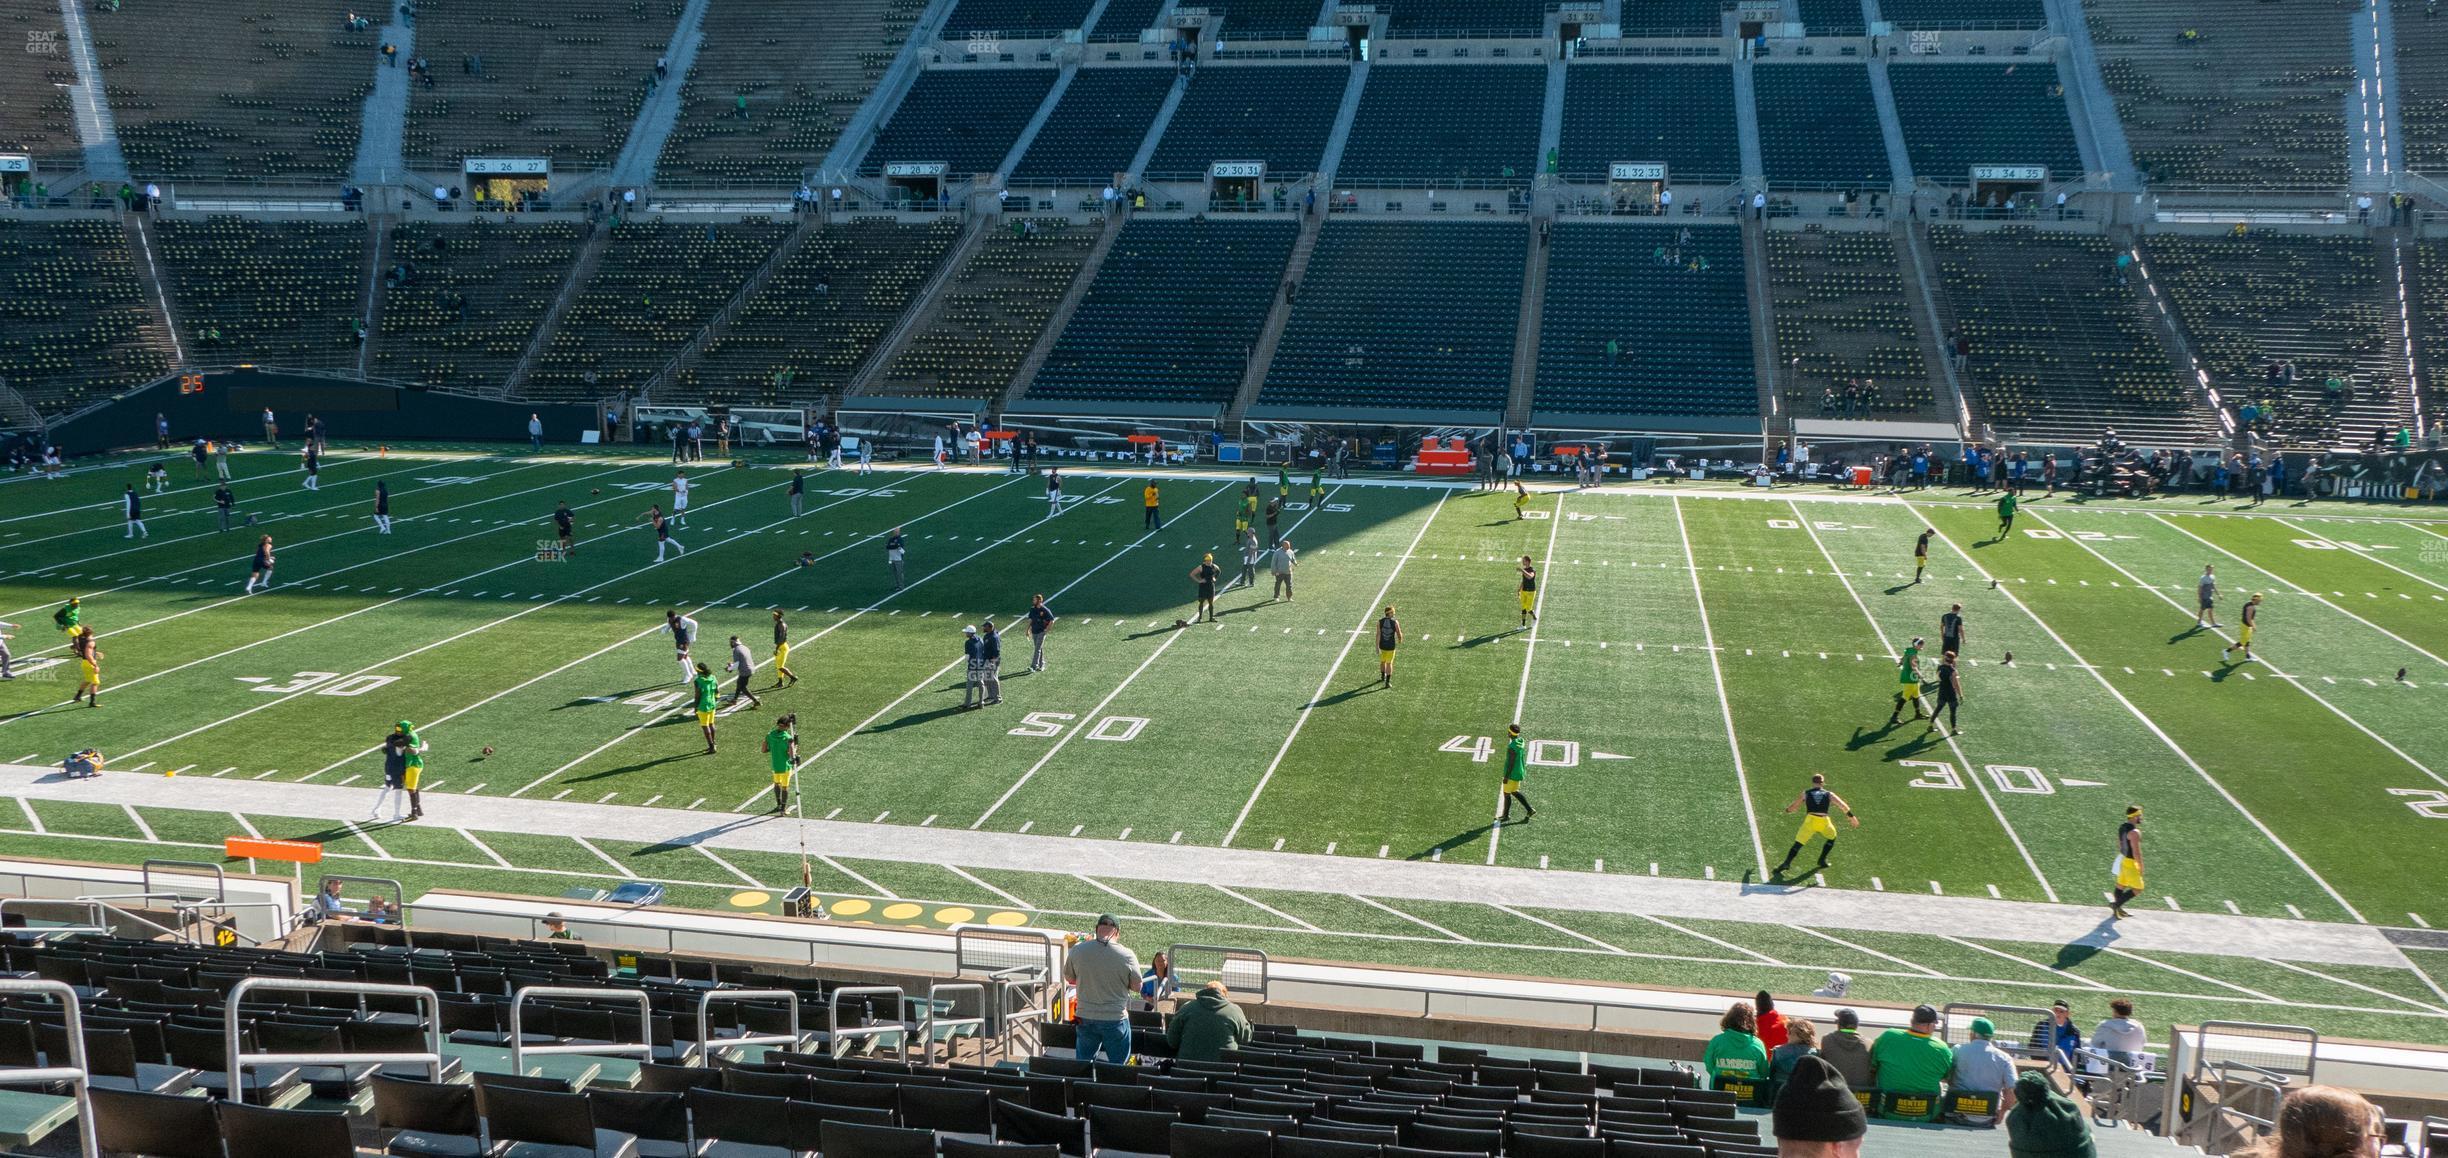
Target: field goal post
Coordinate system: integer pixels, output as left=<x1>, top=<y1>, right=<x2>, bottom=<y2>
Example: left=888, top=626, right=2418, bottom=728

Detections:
left=953, top=925, right=1061, bottom=1058
left=1165, top=943, right=1270, bottom=1005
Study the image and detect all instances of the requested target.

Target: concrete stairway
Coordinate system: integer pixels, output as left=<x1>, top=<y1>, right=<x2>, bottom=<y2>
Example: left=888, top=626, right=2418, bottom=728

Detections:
left=636, top=210, right=831, bottom=401
left=1000, top=211, right=1130, bottom=409
left=842, top=214, right=994, bottom=399
left=501, top=224, right=615, bottom=400
left=1222, top=210, right=1327, bottom=424
left=1503, top=220, right=1551, bottom=431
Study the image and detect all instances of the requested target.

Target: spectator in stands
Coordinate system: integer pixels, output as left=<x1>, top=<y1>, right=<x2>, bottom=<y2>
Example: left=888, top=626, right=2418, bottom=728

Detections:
left=2089, top=998, right=2146, bottom=1069
left=2031, top=1000, right=2081, bottom=1068
left=1772, top=1055, right=1867, bottom=1157
left=313, top=878, right=350, bottom=920
left=1702, top=1002, right=1768, bottom=1089
left=1755, top=991, right=1789, bottom=1049
left=1064, top=914, right=1142, bottom=1063
left=543, top=913, right=574, bottom=940
left=365, top=896, right=398, bottom=924
left=1165, top=981, right=1253, bottom=1062
left=2006, top=1070, right=2096, bottom=1158
left=1819, top=1009, right=1873, bottom=1088
left=1947, top=1018, right=2019, bottom=1125
left=1868, top=1004, right=1952, bottom=1111
left=2235, top=1086, right=2383, bottom=1158
left=1768, top=1018, right=1819, bottom=1087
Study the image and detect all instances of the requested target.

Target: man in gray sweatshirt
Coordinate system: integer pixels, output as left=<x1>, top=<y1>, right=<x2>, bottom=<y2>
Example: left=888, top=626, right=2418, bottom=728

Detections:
left=1063, top=914, right=1143, bottom=1062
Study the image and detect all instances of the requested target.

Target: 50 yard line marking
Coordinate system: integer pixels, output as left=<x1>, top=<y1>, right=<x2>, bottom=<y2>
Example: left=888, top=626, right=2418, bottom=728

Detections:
left=1792, top=499, right=2056, bottom=900
left=1669, top=496, right=1768, bottom=878
left=1224, top=490, right=1449, bottom=847
left=1487, top=492, right=1563, bottom=865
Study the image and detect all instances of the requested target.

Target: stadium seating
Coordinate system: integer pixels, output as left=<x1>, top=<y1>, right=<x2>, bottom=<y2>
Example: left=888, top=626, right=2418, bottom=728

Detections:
left=0, top=2, right=77, bottom=165
left=526, top=219, right=794, bottom=400
left=685, top=217, right=962, bottom=404
left=0, top=220, right=169, bottom=416
left=2141, top=232, right=2409, bottom=446
left=2415, top=241, right=2448, bottom=416
left=1217, top=0, right=1330, bottom=39
left=1259, top=220, right=1527, bottom=414
left=1618, top=0, right=1728, bottom=37
left=1386, top=0, right=1552, bottom=37
left=1146, top=65, right=1350, bottom=179
left=941, top=0, right=1098, bottom=37
left=1533, top=224, right=1756, bottom=419
left=1011, top=67, right=1178, bottom=185
left=1878, top=0, right=2047, bottom=28
left=1557, top=65, right=1742, bottom=185
left=858, top=69, right=1059, bottom=178
left=1336, top=65, right=1546, bottom=186
left=2083, top=0, right=2349, bottom=186
left=1091, top=0, right=1168, bottom=40
left=1026, top=217, right=1299, bottom=406
left=1766, top=226, right=1937, bottom=420
left=154, top=217, right=369, bottom=372
left=2395, top=0, right=2448, bottom=175
left=874, top=218, right=1099, bottom=398
left=90, top=3, right=374, bottom=178
left=1925, top=226, right=2201, bottom=445
left=654, top=0, right=924, bottom=183
left=403, top=0, right=679, bottom=171
left=1752, top=64, right=1892, bottom=189
left=1887, top=63, right=2084, bottom=184
left=1795, top=0, right=1865, bottom=37
left=371, top=220, right=586, bottom=394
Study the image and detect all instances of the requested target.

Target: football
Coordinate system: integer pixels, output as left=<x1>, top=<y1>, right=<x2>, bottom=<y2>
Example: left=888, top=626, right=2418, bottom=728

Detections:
left=590, top=488, right=600, bottom=495
left=481, top=745, right=495, bottom=757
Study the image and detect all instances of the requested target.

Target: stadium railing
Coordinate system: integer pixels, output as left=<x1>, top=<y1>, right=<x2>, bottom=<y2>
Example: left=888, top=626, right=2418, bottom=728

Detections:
left=509, top=985, right=656, bottom=1074
left=0, top=978, right=100, bottom=1158
left=221, top=977, right=445, bottom=1103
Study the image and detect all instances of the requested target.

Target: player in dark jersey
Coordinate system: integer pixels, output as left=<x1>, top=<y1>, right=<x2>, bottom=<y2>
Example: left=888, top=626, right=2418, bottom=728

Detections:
left=1928, top=650, right=1962, bottom=736
left=1376, top=606, right=1402, bottom=688
left=644, top=504, right=685, bottom=562
left=1190, top=553, right=1221, bottom=623
left=553, top=501, right=575, bottom=556
left=1913, top=528, right=1934, bottom=584
left=770, top=609, right=797, bottom=686
left=2110, top=806, right=2144, bottom=919
left=788, top=468, right=806, bottom=517
left=1995, top=490, right=2018, bottom=539
left=1939, top=603, right=1965, bottom=658
left=244, top=534, right=276, bottom=593
left=373, top=480, right=392, bottom=534
left=1026, top=594, right=1054, bottom=672
left=1518, top=555, right=1539, bottom=629
left=1774, top=773, right=1858, bottom=877
left=2223, top=593, right=2262, bottom=660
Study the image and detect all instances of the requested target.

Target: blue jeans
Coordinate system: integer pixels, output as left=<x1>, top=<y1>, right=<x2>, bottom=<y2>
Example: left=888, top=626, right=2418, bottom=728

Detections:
left=1074, top=1018, right=1130, bottom=1064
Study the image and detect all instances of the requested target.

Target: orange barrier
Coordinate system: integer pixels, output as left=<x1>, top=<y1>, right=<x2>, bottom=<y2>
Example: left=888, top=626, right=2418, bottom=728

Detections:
left=223, top=838, right=322, bottom=864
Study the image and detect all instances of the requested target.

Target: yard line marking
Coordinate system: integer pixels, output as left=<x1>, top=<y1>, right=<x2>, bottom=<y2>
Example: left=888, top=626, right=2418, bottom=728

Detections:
left=1672, top=497, right=1771, bottom=878
left=1350, top=894, right=1465, bottom=940
left=1489, top=492, right=1564, bottom=865
left=693, top=844, right=762, bottom=887
left=1790, top=925, right=1947, bottom=976
left=1795, top=500, right=2056, bottom=900
left=2154, top=514, right=2448, bottom=670
left=6, top=798, right=37, bottom=833
left=2273, top=517, right=2448, bottom=595
left=572, top=836, right=631, bottom=876
left=942, top=866, right=1032, bottom=910
left=121, top=805, right=155, bottom=843
left=816, top=855, right=896, bottom=898
left=166, top=765, right=194, bottom=777
left=2099, top=946, right=2280, bottom=1002
left=552, top=789, right=572, bottom=800
left=229, top=812, right=258, bottom=837
left=123, top=762, right=153, bottom=773
left=1226, top=491, right=1449, bottom=846
left=1957, top=510, right=2376, bottom=923
left=1941, top=935, right=2110, bottom=988
left=2256, top=957, right=2447, bottom=1014
left=345, top=823, right=392, bottom=859
left=1493, top=904, right=1631, bottom=954
left=1074, top=875, right=1174, bottom=922
left=459, top=829, right=513, bottom=867
left=1642, top=912, right=1785, bottom=965
left=1214, top=885, right=1321, bottom=931
left=337, top=775, right=361, bottom=786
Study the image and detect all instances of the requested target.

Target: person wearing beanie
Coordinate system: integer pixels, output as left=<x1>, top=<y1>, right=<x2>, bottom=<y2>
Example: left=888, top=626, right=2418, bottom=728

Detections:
left=1949, top=1017, right=2020, bottom=1125
left=1774, top=1054, right=1868, bottom=1157
left=2006, top=1070, right=2097, bottom=1158
left=1820, top=1009, right=1874, bottom=1090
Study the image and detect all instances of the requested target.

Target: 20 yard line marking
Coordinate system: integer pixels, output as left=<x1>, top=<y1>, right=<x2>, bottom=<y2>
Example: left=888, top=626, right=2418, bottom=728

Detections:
left=1670, top=497, right=1769, bottom=878
left=1225, top=491, right=1449, bottom=846
left=2155, top=514, right=2448, bottom=670
left=1488, top=492, right=1564, bottom=865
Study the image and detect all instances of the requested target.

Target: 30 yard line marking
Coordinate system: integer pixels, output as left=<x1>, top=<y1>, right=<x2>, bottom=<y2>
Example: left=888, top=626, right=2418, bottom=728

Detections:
left=1488, top=492, right=1564, bottom=865
left=1671, top=496, right=1769, bottom=877
left=1493, top=903, right=1631, bottom=954
left=344, top=823, right=391, bottom=860
left=1226, top=491, right=1449, bottom=846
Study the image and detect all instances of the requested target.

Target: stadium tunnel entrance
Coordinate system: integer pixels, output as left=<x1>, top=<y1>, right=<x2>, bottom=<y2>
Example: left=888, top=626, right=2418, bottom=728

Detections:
left=462, top=157, right=550, bottom=209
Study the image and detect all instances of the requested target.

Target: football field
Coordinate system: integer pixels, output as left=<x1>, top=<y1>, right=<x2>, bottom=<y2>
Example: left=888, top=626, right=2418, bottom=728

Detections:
left=4, top=445, right=2448, bottom=1044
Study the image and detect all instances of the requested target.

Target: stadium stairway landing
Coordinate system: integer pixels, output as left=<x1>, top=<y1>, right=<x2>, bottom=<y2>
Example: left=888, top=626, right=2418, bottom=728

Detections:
left=610, top=0, right=711, bottom=189
left=51, top=0, right=127, bottom=186
left=349, top=6, right=412, bottom=186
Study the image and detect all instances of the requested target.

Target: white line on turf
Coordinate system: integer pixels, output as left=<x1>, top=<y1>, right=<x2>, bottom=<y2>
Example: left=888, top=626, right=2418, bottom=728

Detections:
left=344, top=823, right=390, bottom=859
left=941, top=865, right=1032, bottom=910
left=2272, top=517, right=2448, bottom=595
left=1642, top=911, right=1785, bottom=965
left=1224, top=491, right=1449, bottom=846
left=815, top=855, right=896, bottom=899
left=572, top=836, right=631, bottom=876
left=2149, top=513, right=2448, bottom=669
left=1487, top=493, right=1564, bottom=865
left=2097, top=945, right=2281, bottom=1002
left=1791, top=499, right=2057, bottom=900
left=0, top=453, right=506, bottom=559
left=693, top=845, right=761, bottom=887
left=1669, top=496, right=1770, bottom=878
left=1075, top=875, right=1174, bottom=921
left=1788, top=924, right=1947, bottom=977
left=1940, top=508, right=2374, bottom=923
left=1215, top=885, right=1321, bottom=931
left=2259, top=957, right=2448, bottom=1014
left=1940, top=935, right=2110, bottom=988
left=1493, top=903, right=1630, bottom=953
left=1349, top=894, right=1464, bottom=940
left=121, top=804, right=155, bottom=842
left=459, top=829, right=512, bottom=867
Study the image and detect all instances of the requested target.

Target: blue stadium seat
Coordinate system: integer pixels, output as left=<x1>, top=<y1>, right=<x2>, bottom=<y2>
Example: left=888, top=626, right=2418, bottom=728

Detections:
left=1888, top=64, right=2082, bottom=184
left=1753, top=64, right=1891, bottom=189
left=1534, top=224, right=1756, bottom=420
left=1260, top=221, right=1527, bottom=414
left=1337, top=65, right=1545, bottom=186
left=1013, top=68, right=1178, bottom=184
left=1148, top=65, right=1350, bottom=178
left=1558, top=65, right=1741, bottom=185
left=859, top=70, right=1059, bottom=177
left=1027, top=218, right=1300, bottom=405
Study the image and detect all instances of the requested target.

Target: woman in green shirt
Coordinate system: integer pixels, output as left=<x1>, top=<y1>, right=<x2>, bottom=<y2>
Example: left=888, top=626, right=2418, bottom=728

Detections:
left=1703, top=1002, right=1770, bottom=1085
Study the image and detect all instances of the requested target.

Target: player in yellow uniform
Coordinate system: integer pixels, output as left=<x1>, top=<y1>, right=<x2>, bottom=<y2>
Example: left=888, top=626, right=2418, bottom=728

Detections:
left=1512, top=481, right=1530, bottom=520
left=2222, top=593, right=2261, bottom=661
left=2110, top=807, right=2144, bottom=920
left=770, top=609, right=797, bottom=687
left=763, top=716, right=798, bottom=814
left=72, top=628, right=101, bottom=707
left=1517, top=555, right=1539, bottom=629
left=391, top=721, right=429, bottom=820
left=1774, top=774, right=1858, bottom=876
left=1376, top=606, right=1402, bottom=688
left=1886, top=649, right=1925, bottom=726
left=1913, top=528, right=1933, bottom=584
left=692, top=664, right=721, bottom=753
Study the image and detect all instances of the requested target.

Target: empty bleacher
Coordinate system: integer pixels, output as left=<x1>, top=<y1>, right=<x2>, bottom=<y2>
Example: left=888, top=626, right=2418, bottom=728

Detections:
left=0, top=3, right=78, bottom=165
left=857, top=69, right=1058, bottom=178
left=654, top=0, right=924, bottom=183
left=371, top=220, right=586, bottom=394
left=1027, top=217, right=1299, bottom=406
left=1618, top=0, right=1727, bottom=37
left=685, top=217, right=962, bottom=404
left=1766, top=226, right=1937, bottom=420
left=1147, top=65, right=1350, bottom=179
left=2415, top=240, right=2448, bottom=417
left=874, top=218, right=1098, bottom=399
left=2395, top=0, right=2448, bottom=174
left=1753, top=64, right=1892, bottom=190
left=1259, top=220, right=1526, bottom=414
left=1925, top=226, right=2201, bottom=445
left=0, top=220, right=168, bottom=416
left=403, top=0, right=679, bottom=172
left=1534, top=224, right=1756, bottom=420
left=1558, top=65, right=1742, bottom=185
left=1091, top=0, right=1169, bottom=40
left=2142, top=232, right=2408, bottom=446
left=2083, top=0, right=2349, bottom=187
left=1878, top=0, right=2047, bottom=28
left=1887, top=63, right=2084, bottom=184
left=1336, top=65, right=1546, bottom=186
left=1795, top=0, right=1866, bottom=37
left=154, top=217, right=369, bottom=371
left=1011, top=67, right=1178, bottom=185
left=91, top=3, right=374, bottom=178
left=1386, top=0, right=1552, bottom=37
left=941, top=0, right=1098, bottom=37
left=525, top=219, right=794, bottom=401
left=1217, top=0, right=1330, bottom=39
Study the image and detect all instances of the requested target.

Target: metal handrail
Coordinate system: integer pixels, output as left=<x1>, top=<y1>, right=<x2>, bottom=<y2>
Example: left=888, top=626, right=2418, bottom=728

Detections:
left=180, top=899, right=292, bottom=945
left=224, top=978, right=443, bottom=1104
left=826, top=986, right=908, bottom=1058
left=0, top=979, right=98, bottom=1158
left=1166, top=943, right=1272, bottom=1004
left=510, top=986, right=655, bottom=1074
left=0, top=899, right=111, bottom=940
left=916, top=982, right=987, bottom=1064
left=71, top=893, right=222, bottom=945
left=316, top=874, right=408, bottom=933
left=141, top=859, right=227, bottom=903
left=696, top=989, right=802, bottom=1057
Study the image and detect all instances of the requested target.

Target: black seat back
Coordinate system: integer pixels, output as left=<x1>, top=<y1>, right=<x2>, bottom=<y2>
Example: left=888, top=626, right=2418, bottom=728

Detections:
left=1173, top=1121, right=1274, bottom=1158
left=684, top=1087, right=794, bottom=1149
left=90, top=1086, right=223, bottom=1158
left=219, top=1099, right=356, bottom=1158
left=1088, top=1103, right=1179, bottom=1153
left=994, top=1098, right=1091, bottom=1155
left=820, top=1119, right=938, bottom=1158
left=372, top=1073, right=478, bottom=1134
left=477, top=1080, right=596, bottom=1147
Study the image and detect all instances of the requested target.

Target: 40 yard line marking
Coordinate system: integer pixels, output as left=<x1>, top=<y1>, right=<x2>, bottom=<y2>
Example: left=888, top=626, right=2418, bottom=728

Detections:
left=1488, top=492, right=1564, bottom=865
left=1225, top=490, right=1449, bottom=846
left=2152, top=513, right=2448, bottom=670
left=1670, top=496, right=1769, bottom=877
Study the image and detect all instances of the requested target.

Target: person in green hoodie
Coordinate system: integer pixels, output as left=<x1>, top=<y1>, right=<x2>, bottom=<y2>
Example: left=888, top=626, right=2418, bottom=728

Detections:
left=1703, top=1002, right=1769, bottom=1090
left=391, top=720, right=429, bottom=820
left=2005, top=1070, right=2096, bottom=1158
left=1164, top=980, right=1252, bottom=1062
